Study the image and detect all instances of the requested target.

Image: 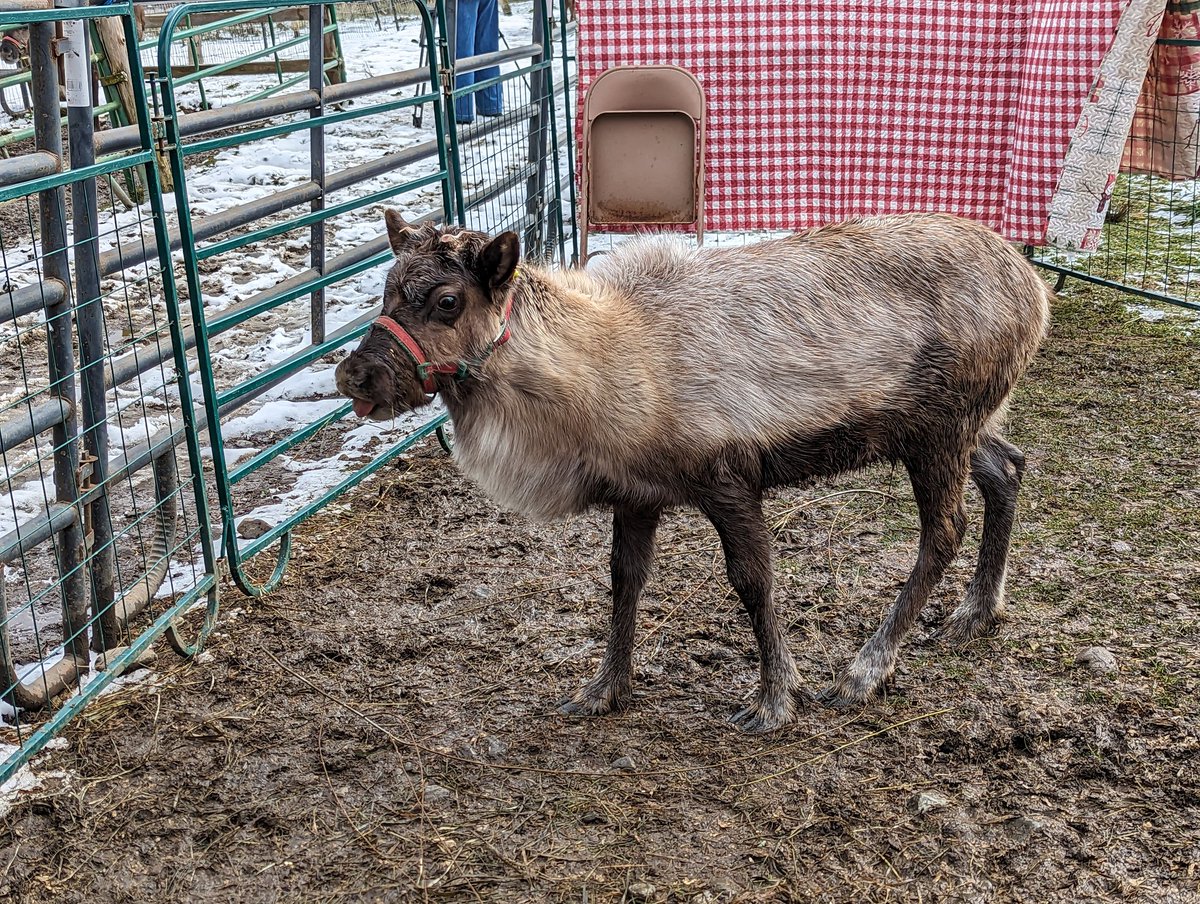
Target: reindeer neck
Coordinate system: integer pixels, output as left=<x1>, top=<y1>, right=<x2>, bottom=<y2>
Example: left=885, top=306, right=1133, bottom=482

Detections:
left=440, top=263, right=616, bottom=420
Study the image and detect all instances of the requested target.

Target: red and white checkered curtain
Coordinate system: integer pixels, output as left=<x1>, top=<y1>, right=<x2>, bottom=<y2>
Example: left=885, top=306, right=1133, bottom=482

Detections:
left=576, top=0, right=1128, bottom=244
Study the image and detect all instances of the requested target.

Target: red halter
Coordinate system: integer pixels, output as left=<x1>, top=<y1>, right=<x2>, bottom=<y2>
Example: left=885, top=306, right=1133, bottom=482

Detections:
left=371, top=291, right=514, bottom=396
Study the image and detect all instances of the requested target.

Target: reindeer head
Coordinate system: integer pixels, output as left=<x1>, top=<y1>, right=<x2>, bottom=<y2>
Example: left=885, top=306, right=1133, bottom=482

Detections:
left=335, top=210, right=520, bottom=419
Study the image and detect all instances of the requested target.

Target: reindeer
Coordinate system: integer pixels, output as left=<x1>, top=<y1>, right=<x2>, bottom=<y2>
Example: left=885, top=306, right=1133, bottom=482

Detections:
left=336, top=212, right=1051, bottom=732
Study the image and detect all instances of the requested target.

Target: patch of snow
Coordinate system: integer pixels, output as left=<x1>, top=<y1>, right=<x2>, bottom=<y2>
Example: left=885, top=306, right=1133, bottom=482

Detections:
left=1127, top=303, right=1167, bottom=322
left=0, top=749, right=68, bottom=819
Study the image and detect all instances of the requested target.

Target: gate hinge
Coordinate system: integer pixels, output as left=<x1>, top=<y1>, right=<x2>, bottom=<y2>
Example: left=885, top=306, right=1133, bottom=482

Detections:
left=77, top=451, right=96, bottom=494
left=77, top=451, right=97, bottom=550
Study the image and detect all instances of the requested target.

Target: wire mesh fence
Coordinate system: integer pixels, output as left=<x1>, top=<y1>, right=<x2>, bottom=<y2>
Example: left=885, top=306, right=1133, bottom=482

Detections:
left=0, top=170, right=211, bottom=668
left=1032, top=36, right=1200, bottom=313
left=1, top=0, right=571, bottom=784
left=0, top=6, right=218, bottom=783
left=451, top=1, right=564, bottom=261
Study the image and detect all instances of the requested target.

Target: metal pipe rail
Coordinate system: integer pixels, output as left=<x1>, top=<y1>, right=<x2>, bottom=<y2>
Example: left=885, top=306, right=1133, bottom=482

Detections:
left=0, top=151, right=59, bottom=187
left=0, top=279, right=67, bottom=324
left=0, top=397, right=72, bottom=452
left=93, top=52, right=488, bottom=158
left=0, top=505, right=77, bottom=566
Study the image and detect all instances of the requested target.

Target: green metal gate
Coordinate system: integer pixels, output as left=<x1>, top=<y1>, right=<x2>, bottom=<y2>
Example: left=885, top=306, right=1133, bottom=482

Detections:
left=0, top=2, right=219, bottom=787
left=156, top=0, right=456, bottom=598
left=1, top=0, right=571, bottom=785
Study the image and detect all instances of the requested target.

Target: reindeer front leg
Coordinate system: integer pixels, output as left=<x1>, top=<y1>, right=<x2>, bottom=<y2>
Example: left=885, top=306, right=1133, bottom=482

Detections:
left=559, top=505, right=661, bottom=716
left=699, top=485, right=802, bottom=732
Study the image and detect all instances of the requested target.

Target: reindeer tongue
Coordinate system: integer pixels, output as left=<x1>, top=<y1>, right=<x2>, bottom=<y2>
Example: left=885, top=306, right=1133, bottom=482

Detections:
left=352, top=399, right=375, bottom=418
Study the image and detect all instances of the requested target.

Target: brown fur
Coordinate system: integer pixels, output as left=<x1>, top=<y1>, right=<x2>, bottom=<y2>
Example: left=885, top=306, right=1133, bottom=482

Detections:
left=336, top=211, right=1051, bottom=732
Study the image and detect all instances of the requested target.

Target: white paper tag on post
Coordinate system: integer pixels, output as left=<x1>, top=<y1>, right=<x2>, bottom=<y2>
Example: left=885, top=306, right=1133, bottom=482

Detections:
left=61, top=18, right=89, bottom=107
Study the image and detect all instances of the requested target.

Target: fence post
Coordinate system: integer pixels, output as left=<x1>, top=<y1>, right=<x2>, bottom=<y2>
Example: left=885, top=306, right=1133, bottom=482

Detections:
left=324, top=3, right=345, bottom=85
left=30, top=18, right=91, bottom=675
left=556, top=0, right=578, bottom=264
left=92, top=13, right=139, bottom=130
left=440, top=0, right=462, bottom=222
left=309, top=1, right=326, bottom=345
left=62, top=0, right=117, bottom=651
left=524, top=0, right=550, bottom=258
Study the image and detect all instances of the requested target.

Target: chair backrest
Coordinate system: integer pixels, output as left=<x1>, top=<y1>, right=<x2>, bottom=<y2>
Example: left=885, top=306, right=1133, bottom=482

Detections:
left=579, top=64, right=705, bottom=262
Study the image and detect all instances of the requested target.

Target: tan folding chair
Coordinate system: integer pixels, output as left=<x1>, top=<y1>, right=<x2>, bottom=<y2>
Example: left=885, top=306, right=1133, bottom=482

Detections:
left=579, top=65, right=706, bottom=262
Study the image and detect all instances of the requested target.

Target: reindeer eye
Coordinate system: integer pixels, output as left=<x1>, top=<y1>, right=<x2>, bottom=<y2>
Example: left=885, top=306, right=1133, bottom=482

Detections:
left=436, top=294, right=459, bottom=313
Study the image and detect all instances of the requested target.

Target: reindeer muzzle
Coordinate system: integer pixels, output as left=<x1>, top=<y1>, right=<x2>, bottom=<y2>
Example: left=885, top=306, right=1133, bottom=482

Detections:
left=367, top=292, right=515, bottom=399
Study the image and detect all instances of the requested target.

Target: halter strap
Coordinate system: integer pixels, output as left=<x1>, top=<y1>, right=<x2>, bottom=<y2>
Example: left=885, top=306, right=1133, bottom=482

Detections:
left=371, top=284, right=516, bottom=397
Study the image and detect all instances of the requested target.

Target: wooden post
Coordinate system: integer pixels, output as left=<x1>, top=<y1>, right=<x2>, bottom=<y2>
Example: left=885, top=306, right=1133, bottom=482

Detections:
left=92, top=15, right=138, bottom=129
left=323, top=6, right=344, bottom=85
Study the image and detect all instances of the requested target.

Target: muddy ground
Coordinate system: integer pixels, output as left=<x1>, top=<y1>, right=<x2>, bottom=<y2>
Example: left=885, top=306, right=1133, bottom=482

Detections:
left=1, top=284, right=1198, bottom=903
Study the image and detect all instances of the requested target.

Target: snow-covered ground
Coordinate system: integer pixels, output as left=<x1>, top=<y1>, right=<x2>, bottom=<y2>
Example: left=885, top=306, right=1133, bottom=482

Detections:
left=0, top=3, right=566, bottom=721
left=0, top=1, right=573, bottom=804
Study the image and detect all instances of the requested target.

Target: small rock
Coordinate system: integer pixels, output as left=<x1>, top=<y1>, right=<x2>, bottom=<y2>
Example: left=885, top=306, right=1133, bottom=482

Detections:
left=473, top=585, right=493, bottom=599
left=710, top=877, right=741, bottom=897
left=485, top=737, right=508, bottom=758
left=455, top=740, right=478, bottom=759
left=1005, top=815, right=1044, bottom=841
left=627, top=881, right=656, bottom=899
left=422, top=783, right=451, bottom=801
left=237, top=517, right=272, bottom=540
left=1076, top=646, right=1118, bottom=674
left=1111, top=540, right=1132, bottom=554
left=913, top=790, right=951, bottom=814
left=611, top=755, right=636, bottom=771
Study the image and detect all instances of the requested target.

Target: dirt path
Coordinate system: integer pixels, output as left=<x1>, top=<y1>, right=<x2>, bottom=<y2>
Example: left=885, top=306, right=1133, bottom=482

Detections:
left=1, top=286, right=1198, bottom=903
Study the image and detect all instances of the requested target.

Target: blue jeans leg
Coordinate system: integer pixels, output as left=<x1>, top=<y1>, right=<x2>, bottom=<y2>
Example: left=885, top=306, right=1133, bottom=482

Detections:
left=473, top=0, right=502, bottom=116
left=454, top=0, right=480, bottom=123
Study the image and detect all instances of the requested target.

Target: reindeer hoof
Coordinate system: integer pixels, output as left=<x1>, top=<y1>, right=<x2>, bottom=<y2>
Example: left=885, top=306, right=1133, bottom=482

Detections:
left=556, top=697, right=614, bottom=717
left=556, top=679, right=629, bottom=717
left=939, top=610, right=1001, bottom=647
left=728, top=695, right=795, bottom=733
left=816, top=674, right=878, bottom=710
left=815, top=687, right=863, bottom=710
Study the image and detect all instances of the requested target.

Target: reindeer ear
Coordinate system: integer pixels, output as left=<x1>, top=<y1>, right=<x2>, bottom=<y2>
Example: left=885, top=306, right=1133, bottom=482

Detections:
left=384, top=209, right=417, bottom=256
left=477, top=231, right=520, bottom=290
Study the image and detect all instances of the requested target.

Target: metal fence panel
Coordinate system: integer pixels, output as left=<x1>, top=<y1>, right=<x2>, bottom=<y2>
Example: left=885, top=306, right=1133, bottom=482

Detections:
left=0, top=0, right=573, bottom=784
left=1032, top=37, right=1200, bottom=313
left=0, top=3, right=219, bottom=787
left=154, top=0, right=455, bottom=597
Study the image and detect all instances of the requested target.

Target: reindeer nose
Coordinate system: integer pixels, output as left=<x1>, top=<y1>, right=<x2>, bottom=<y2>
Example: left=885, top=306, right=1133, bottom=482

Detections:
left=335, top=355, right=369, bottom=398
